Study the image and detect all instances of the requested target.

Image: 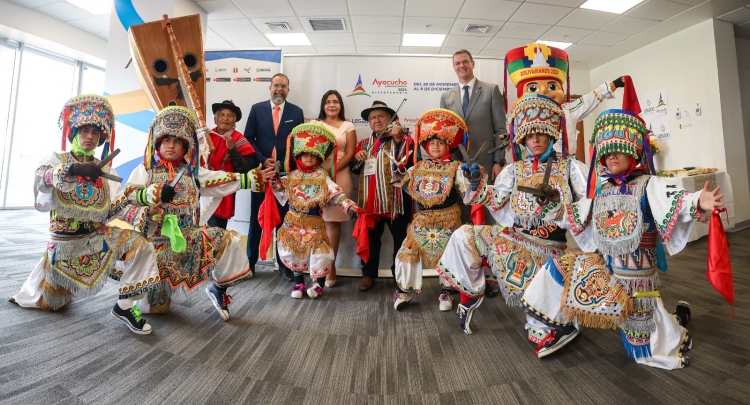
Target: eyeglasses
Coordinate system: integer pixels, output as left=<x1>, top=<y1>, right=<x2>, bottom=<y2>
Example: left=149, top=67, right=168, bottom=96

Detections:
left=272, top=83, right=289, bottom=89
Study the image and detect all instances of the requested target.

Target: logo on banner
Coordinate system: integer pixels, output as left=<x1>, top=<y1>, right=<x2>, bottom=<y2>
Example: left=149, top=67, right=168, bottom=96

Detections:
left=347, top=74, right=370, bottom=97
left=233, top=68, right=239, bottom=73
left=372, top=77, right=408, bottom=95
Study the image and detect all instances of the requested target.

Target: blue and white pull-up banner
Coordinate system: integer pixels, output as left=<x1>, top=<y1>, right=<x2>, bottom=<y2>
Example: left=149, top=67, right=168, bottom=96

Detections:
left=204, top=49, right=282, bottom=235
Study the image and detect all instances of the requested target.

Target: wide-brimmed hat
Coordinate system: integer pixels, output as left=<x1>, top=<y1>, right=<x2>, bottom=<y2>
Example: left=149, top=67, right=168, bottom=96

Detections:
left=211, top=100, right=242, bottom=121
left=360, top=100, right=396, bottom=121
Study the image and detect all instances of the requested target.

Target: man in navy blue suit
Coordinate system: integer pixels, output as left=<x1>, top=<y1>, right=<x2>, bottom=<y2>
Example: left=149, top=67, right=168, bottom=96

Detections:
left=244, top=73, right=305, bottom=281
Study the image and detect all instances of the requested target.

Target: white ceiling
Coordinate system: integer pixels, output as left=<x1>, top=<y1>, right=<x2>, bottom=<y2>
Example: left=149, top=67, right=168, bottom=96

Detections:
left=6, top=0, right=750, bottom=64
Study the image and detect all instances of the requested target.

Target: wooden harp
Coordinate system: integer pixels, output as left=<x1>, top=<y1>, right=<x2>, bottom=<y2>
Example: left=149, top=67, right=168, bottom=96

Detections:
left=127, top=14, right=214, bottom=163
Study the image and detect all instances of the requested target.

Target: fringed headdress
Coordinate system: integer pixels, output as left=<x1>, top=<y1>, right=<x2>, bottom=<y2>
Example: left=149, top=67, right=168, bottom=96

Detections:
left=58, top=94, right=116, bottom=163
left=504, top=42, right=570, bottom=112
left=413, top=108, right=468, bottom=163
left=586, top=76, right=656, bottom=198
left=508, top=94, right=566, bottom=162
left=145, top=106, right=200, bottom=181
left=284, top=123, right=337, bottom=180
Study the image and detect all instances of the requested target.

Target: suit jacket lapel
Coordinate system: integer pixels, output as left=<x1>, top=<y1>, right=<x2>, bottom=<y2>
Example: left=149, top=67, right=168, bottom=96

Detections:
left=279, top=104, right=291, bottom=135
left=453, top=85, right=465, bottom=120
left=466, top=80, right=481, bottom=119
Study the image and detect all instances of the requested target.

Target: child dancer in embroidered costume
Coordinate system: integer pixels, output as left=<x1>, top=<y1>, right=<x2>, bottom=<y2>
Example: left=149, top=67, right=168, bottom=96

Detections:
left=125, top=106, right=269, bottom=321
left=504, top=42, right=625, bottom=155
left=436, top=94, right=589, bottom=334
left=392, top=108, right=476, bottom=311
left=10, top=95, right=161, bottom=335
left=270, top=123, right=359, bottom=299
left=520, top=82, right=723, bottom=367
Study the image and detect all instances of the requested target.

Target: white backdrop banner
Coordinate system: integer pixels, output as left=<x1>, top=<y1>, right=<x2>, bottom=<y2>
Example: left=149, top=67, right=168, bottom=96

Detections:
left=641, top=89, right=670, bottom=143
left=281, top=55, right=505, bottom=272
left=204, top=49, right=282, bottom=235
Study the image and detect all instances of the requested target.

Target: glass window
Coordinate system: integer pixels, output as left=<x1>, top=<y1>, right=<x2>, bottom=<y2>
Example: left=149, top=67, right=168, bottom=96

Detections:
left=4, top=50, right=75, bottom=206
left=80, top=65, right=105, bottom=96
left=0, top=45, right=17, bottom=197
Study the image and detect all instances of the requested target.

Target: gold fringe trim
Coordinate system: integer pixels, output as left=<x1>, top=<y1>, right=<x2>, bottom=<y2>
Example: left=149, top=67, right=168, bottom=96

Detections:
left=38, top=278, right=72, bottom=312
left=402, top=204, right=462, bottom=268
left=215, top=230, right=239, bottom=261
left=278, top=211, right=331, bottom=259
left=286, top=170, right=329, bottom=213
left=559, top=252, right=633, bottom=330
left=408, top=160, right=460, bottom=208
left=149, top=298, right=172, bottom=314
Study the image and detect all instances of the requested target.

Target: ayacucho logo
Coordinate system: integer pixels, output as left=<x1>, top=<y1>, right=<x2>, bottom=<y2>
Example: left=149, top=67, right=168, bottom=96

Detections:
left=347, top=74, right=370, bottom=97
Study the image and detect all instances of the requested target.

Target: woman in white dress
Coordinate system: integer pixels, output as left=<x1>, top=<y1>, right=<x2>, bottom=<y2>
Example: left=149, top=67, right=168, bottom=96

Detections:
left=311, top=90, right=357, bottom=287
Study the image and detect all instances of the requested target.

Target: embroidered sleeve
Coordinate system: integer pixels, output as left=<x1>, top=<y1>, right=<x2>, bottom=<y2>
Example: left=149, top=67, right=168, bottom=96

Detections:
left=129, top=183, right=162, bottom=207
left=238, top=167, right=265, bottom=192
left=689, top=204, right=709, bottom=223
left=565, top=82, right=615, bottom=123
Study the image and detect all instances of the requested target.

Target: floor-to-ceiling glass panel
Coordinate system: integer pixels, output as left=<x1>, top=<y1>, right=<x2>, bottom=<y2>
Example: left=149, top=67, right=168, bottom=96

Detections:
left=0, top=45, right=18, bottom=207
left=80, top=65, right=105, bottom=96
left=4, top=50, right=75, bottom=207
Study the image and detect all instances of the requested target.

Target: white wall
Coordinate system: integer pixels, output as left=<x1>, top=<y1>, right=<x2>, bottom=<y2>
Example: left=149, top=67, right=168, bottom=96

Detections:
left=735, top=36, right=750, bottom=225
left=588, top=19, right=750, bottom=224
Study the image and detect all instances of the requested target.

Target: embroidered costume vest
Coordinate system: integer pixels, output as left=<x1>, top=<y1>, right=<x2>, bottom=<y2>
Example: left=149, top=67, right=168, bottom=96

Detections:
left=408, top=160, right=460, bottom=210
left=285, top=168, right=329, bottom=215
left=148, top=165, right=200, bottom=227
left=511, top=158, right=570, bottom=242
left=593, top=176, right=660, bottom=293
left=50, top=153, right=109, bottom=235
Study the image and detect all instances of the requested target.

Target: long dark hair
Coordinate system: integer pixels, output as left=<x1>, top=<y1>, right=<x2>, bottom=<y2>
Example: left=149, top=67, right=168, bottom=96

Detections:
left=317, top=90, right=346, bottom=121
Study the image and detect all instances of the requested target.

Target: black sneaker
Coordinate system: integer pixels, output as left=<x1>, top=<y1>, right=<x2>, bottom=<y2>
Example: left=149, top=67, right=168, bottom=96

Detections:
left=673, top=301, right=691, bottom=327
left=206, top=284, right=231, bottom=321
left=485, top=283, right=500, bottom=298
left=536, top=324, right=579, bottom=358
left=111, top=303, right=152, bottom=335
left=457, top=296, right=484, bottom=335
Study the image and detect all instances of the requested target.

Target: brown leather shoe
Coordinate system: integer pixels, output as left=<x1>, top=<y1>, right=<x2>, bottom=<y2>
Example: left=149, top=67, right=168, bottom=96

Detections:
left=359, top=276, right=375, bottom=292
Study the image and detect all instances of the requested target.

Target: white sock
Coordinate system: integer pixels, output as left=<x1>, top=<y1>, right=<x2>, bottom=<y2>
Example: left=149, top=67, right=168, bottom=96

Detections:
left=117, top=298, right=134, bottom=310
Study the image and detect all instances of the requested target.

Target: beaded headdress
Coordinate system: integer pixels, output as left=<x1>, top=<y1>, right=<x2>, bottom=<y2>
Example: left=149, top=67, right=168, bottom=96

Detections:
left=586, top=76, right=656, bottom=197
left=284, top=123, right=337, bottom=179
left=59, top=94, right=116, bottom=160
left=414, top=108, right=468, bottom=162
left=145, top=106, right=200, bottom=175
left=508, top=94, right=566, bottom=161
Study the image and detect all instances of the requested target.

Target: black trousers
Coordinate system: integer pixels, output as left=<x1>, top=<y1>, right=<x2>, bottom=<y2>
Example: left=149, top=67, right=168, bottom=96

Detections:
left=246, top=190, right=290, bottom=273
left=361, top=210, right=410, bottom=279
left=207, top=215, right=228, bottom=230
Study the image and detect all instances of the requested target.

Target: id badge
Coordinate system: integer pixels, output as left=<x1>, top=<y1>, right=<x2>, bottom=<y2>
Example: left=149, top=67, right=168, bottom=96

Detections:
left=364, top=158, right=377, bottom=176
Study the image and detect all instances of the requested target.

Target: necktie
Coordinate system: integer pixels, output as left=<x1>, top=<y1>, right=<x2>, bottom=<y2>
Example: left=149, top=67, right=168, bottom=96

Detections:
left=462, top=85, right=470, bottom=117
left=273, top=105, right=280, bottom=135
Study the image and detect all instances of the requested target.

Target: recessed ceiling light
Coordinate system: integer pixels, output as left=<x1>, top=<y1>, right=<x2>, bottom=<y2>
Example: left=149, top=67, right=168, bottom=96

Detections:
left=580, top=0, right=645, bottom=14
left=402, top=34, right=445, bottom=47
left=537, top=40, right=573, bottom=50
left=265, top=33, right=311, bottom=46
left=66, top=0, right=112, bottom=15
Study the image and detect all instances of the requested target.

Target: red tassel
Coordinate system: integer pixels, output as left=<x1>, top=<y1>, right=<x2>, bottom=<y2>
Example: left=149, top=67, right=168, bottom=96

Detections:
left=707, top=208, right=735, bottom=317
left=61, top=106, right=71, bottom=151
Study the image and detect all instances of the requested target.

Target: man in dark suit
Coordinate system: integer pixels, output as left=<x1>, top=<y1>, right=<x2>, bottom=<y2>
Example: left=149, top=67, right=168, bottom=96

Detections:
left=244, top=73, right=305, bottom=281
left=441, top=49, right=508, bottom=297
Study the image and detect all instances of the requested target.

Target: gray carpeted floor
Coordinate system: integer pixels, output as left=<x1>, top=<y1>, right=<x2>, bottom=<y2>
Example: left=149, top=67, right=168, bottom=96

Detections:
left=0, top=209, right=748, bottom=405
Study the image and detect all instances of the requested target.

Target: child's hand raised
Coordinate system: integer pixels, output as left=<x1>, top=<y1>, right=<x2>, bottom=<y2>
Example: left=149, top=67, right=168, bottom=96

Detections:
left=697, top=181, right=724, bottom=213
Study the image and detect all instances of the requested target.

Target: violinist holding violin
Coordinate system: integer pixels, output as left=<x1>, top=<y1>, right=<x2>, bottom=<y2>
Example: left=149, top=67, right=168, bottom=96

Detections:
left=351, top=101, right=414, bottom=292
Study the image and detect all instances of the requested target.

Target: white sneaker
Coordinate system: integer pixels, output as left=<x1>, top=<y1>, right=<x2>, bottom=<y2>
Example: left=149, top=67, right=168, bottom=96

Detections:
left=325, top=278, right=336, bottom=288
left=438, top=291, right=453, bottom=312
left=307, top=283, right=323, bottom=299
left=393, top=290, right=412, bottom=311
left=291, top=283, right=305, bottom=299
